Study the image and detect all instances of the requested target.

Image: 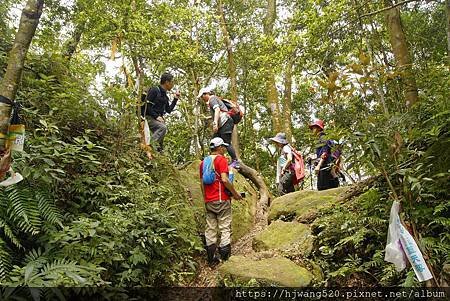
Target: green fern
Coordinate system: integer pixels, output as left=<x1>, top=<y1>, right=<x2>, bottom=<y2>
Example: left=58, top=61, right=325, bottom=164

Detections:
left=0, top=219, right=22, bottom=248
left=0, top=185, right=64, bottom=281
left=0, top=238, right=11, bottom=280
left=36, top=191, right=63, bottom=227
left=5, top=186, right=41, bottom=234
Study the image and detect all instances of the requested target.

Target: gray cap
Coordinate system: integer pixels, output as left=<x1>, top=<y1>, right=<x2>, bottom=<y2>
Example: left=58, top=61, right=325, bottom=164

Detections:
left=270, top=132, right=289, bottom=145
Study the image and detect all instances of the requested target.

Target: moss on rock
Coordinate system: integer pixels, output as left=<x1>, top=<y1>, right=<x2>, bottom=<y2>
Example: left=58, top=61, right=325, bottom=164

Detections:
left=219, top=256, right=314, bottom=287
left=268, top=187, right=347, bottom=223
left=253, top=220, right=312, bottom=252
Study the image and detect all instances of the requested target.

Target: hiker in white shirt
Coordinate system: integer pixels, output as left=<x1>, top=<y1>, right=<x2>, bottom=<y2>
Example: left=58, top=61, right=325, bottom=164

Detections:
left=270, top=132, right=295, bottom=195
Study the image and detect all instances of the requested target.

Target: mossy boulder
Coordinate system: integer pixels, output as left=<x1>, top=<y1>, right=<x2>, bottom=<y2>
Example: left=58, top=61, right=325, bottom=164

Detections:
left=268, top=187, right=347, bottom=223
left=253, top=220, right=312, bottom=253
left=219, top=256, right=314, bottom=287
left=179, top=160, right=258, bottom=241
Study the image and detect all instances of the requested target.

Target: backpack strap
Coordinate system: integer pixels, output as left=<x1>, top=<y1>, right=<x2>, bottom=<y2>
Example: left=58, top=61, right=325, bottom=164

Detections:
left=209, top=154, right=218, bottom=172
left=208, top=154, right=224, bottom=201
left=143, top=86, right=162, bottom=117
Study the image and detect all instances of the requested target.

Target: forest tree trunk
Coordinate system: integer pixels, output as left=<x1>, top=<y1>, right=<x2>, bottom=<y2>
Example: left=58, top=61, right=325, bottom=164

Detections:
left=0, top=0, right=43, bottom=181
left=217, top=0, right=241, bottom=159
left=283, top=58, right=294, bottom=141
left=63, top=23, right=84, bottom=60
left=263, top=0, right=282, bottom=133
left=0, top=0, right=43, bottom=101
left=384, top=0, right=418, bottom=107
left=446, top=0, right=450, bottom=65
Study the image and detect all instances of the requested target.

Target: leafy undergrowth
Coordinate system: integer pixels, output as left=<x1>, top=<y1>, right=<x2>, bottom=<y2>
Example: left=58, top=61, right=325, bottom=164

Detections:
left=310, top=176, right=449, bottom=287
left=0, top=55, right=204, bottom=298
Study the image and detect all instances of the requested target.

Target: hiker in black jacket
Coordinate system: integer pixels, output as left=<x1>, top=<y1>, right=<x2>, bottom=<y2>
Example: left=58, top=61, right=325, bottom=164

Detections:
left=309, top=119, right=340, bottom=191
left=141, top=72, right=180, bottom=152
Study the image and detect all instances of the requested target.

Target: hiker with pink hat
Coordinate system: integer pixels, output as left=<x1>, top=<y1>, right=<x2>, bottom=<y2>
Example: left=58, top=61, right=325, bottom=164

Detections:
left=309, top=119, right=340, bottom=191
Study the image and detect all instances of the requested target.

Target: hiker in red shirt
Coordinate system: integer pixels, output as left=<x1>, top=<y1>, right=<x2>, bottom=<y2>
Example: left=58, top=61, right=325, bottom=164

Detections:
left=200, top=137, right=242, bottom=267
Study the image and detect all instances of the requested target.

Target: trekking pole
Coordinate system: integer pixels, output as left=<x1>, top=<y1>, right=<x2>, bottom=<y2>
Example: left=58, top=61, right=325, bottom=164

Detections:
left=309, top=163, right=313, bottom=189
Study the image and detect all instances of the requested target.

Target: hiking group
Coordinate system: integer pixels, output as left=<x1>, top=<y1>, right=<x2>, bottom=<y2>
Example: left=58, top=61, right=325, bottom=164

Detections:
left=140, top=73, right=345, bottom=267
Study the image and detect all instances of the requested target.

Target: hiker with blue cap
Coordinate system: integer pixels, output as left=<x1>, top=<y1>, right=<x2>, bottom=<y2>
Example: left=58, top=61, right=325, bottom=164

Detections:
left=270, top=132, right=295, bottom=195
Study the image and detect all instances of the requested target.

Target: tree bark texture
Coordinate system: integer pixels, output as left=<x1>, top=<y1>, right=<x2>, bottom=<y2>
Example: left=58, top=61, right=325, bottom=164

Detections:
left=447, top=0, right=450, bottom=65
left=190, top=69, right=202, bottom=157
left=217, top=0, right=241, bottom=159
left=383, top=0, right=418, bottom=107
left=0, top=0, right=43, bottom=155
left=238, top=162, right=270, bottom=225
left=0, top=0, right=43, bottom=101
left=283, top=58, right=294, bottom=141
left=264, top=0, right=282, bottom=133
left=63, top=23, right=84, bottom=60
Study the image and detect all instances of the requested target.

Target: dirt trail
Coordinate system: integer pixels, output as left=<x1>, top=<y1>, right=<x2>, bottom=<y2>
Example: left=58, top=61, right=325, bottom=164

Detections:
left=189, top=204, right=269, bottom=287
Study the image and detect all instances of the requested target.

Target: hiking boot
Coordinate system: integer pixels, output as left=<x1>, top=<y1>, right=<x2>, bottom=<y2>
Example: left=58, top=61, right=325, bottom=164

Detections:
left=219, top=244, right=231, bottom=261
left=206, top=244, right=220, bottom=267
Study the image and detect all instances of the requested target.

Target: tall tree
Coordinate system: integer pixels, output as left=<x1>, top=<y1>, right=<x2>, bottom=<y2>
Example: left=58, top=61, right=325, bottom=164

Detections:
left=447, top=0, right=450, bottom=65
left=282, top=57, right=294, bottom=140
left=263, top=0, right=282, bottom=133
left=383, top=0, right=418, bottom=107
left=217, top=0, right=241, bottom=158
left=0, top=0, right=43, bottom=178
left=0, top=0, right=44, bottom=102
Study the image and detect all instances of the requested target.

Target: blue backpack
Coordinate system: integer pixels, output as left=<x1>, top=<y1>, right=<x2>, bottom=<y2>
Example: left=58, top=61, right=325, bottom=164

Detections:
left=202, top=155, right=218, bottom=185
left=202, top=155, right=234, bottom=185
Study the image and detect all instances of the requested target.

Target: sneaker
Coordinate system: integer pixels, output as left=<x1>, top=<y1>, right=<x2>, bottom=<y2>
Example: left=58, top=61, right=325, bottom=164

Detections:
left=229, top=160, right=240, bottom=169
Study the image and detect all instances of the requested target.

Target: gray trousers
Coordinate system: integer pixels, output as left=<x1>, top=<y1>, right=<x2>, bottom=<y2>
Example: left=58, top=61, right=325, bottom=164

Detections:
left=278, top=170, right=295, bottom=196
left=147, top=117, right=167, bottom=151
left=205, top=200, right=232, bottom=247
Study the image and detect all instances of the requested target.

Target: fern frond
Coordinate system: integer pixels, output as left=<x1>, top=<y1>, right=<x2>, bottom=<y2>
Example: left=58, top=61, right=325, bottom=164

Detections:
left=5, top=186, right=41, bottom=234
left=24, top=248, right=48, bottom=268
left=36, top=191, right=62, bottom=227
left=0, top=220, right=22, bottom=249
left=6, top=186, right=29, bottom=225
left=0, top=238, right=12, bottom=281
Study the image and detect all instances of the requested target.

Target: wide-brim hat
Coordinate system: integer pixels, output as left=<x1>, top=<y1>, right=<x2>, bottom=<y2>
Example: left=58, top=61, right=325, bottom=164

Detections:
left=269, top=132, right=288, bottom=145
left=210, top=137, right=229, bottom=149
left=197, top=87, right=211, bottom=99
left=309, top=119, right=324, bottom=130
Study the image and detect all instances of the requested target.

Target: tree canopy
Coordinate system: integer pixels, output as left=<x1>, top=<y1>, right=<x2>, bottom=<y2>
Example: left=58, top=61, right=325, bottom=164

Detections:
left=0, top=0, right=448, bottom=294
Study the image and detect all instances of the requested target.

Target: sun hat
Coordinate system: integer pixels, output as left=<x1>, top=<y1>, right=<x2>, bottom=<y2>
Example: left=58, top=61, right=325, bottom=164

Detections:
left=197, top=87, right=211, bottom=99
left=269, top=132, right=289, bottom=145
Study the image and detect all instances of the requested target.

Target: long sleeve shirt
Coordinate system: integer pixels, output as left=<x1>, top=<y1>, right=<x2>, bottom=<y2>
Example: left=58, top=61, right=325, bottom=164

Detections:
left=141, top=85, right=178, bottom=119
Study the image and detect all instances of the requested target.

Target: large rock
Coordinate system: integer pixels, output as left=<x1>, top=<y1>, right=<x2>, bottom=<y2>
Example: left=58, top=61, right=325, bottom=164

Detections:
left=179, top=161, right=258, bottom=241
left=268, top=187, right=347, bottom=223
left=253, top=220, right=312, bottom=254
left=219, top=256, right=314, bottom=287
